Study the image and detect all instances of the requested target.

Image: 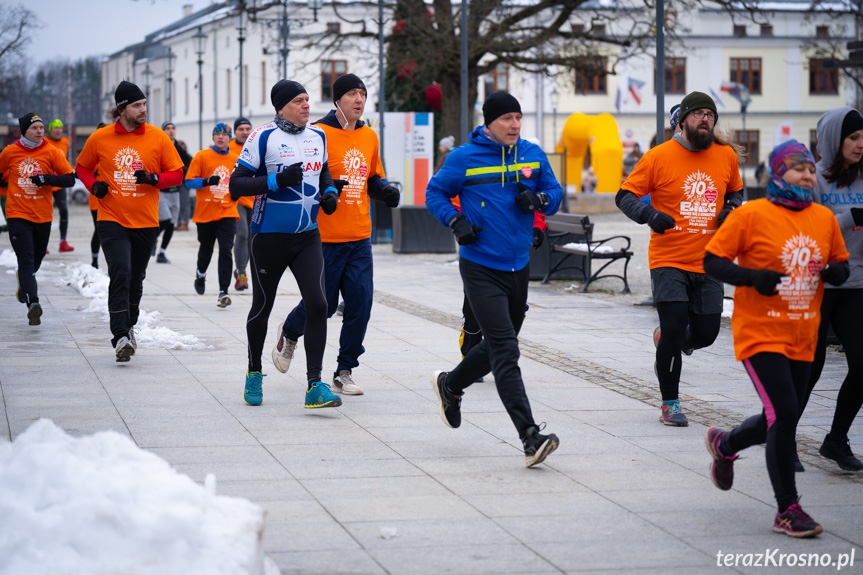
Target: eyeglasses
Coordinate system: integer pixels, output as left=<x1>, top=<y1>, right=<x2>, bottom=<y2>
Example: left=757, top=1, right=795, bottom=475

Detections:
left=691, top=111, right=716, bottom=121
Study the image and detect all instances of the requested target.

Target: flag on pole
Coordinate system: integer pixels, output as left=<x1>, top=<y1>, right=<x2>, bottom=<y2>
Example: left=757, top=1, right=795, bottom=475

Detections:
left=709, top=87, right=725, bottom=109
left=628, top=77, right=645, bottom=106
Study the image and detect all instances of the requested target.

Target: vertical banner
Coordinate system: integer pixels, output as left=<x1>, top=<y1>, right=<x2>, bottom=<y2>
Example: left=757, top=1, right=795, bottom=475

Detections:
left=371, top=112, right=434, bottom=205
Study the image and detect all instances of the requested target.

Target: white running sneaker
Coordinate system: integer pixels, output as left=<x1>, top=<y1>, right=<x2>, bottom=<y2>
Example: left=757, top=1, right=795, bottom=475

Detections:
left=115, top=336, right=134, bottom=363
left=271, top=321, right=297, bottom=373
left=217, top=292, right=231, bottom=308
left=333, top=370, right=363, bottom=395
left=128, top=328, right=138, bottom=350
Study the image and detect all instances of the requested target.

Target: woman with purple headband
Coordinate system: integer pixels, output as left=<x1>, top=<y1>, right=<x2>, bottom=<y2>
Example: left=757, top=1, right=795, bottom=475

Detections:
left=701, top=140, right=850, bottom=537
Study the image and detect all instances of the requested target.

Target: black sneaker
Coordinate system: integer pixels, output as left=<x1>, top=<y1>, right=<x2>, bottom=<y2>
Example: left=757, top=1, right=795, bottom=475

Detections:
left=27, top=302, right=42, bottom=326
left=705, top=427, right=737, bottom=490
left=522, top=423, right=559, bottom=468
left=773, top=500, right=823, bottom=538
left=194, top=274, right=205, bottom=295
left=819, top=435, right=863, bottom=471
left=431, top=370, right=462, bottom=428
left=156, top=252, right=170, bottom=264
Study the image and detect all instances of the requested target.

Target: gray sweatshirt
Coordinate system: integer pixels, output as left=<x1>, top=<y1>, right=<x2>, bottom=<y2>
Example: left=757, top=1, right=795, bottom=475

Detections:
left=814, top=106, right=863, bottom=290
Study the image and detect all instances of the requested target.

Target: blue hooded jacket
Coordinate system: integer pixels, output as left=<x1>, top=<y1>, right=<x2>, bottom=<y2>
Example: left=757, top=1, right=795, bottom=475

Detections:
left=426, top=125, right=562, bottom=272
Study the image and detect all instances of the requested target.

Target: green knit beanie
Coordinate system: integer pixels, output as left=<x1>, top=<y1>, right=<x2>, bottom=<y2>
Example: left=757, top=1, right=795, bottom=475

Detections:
left=679, top=91, right=718, bottom=124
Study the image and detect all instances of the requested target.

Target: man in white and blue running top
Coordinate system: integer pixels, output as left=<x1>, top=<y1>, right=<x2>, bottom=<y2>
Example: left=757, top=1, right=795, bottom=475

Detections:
left=229, top=79, right=344, bottom=409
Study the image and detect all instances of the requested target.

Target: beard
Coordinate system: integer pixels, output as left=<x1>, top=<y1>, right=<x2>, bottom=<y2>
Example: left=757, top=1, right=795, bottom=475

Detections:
left=684, top=122, right=714, bottom=151
left=123, top=109, right=146, bottom=128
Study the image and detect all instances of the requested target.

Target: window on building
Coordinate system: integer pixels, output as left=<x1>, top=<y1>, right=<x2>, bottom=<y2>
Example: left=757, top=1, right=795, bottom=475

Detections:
left=810, top=129, right=821, bottom=162
left=760, top=24, right=773, bottom=36
left=654, top=58, right=686, bottom=94
left=591, top=24, right=606, bottom=36
left=261, top=62, right=267, bottom=105
left=734, top=130, right=759, bottom=167
left=575, top=57, right=607, bottom=94
left=733, top=25, right=747, bottom=37
left=809, top=58, right=838, bottom=94
left=326, top=22, right=340, bottom=33
left=730, top=58, right=762, bottom=94
left=484, top=63, right=509, bottom=96
left=226, top=68, right=231, bottom=109
left=816, top=26, right=830, bottom=38
left=571, top=23, right=585, bottom=35
left=321, top=60, right=347, bottom=100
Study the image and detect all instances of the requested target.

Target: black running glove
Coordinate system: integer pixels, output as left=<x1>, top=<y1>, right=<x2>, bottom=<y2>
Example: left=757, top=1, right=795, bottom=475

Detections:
left=91, top=181, right=109, bottom=199
left=333, top=179, right=349, bottom=194
left=749, top=269, right=785, bottom=296
left=514, top=185, right=549, bottom=214
left=320, top=190, right=339, bottom=215
left=134, top=170, right=159, bottom=186
left=205, top=175, right=221, bottom=187
left=383, top=185, right=401, bottom=208
left=647, top=209, right=676, bottom=234
left=532, top=228, right=545, bottom=249
left=275, top=162, right=304, bottom=188
left=449, top=213, right=482, bottom=245
left=851, top=207, right=863, bottom=227
left=30, top=175, right=48, bottom=187
left=716, top=206, right=734, bottom=228
left=820, top=261, right=850, bottom=286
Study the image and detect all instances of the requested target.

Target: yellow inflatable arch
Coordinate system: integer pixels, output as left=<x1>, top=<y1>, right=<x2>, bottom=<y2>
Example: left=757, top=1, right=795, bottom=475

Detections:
left=556, top=113, right=623, bottom=194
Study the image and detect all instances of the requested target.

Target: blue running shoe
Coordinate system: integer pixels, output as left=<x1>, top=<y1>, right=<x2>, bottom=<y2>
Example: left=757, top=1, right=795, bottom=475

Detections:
left=304, top=380, right=342, bottom=409
left=244, top=371, right=265, bottom=406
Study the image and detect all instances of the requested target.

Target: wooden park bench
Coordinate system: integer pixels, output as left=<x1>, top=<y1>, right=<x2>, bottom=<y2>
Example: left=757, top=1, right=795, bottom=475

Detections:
left=541, top=213, right=633, bottom=293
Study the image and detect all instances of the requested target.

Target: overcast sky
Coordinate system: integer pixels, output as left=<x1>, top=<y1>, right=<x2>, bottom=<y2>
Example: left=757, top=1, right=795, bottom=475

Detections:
left=21, top=0, right=213, bottom=63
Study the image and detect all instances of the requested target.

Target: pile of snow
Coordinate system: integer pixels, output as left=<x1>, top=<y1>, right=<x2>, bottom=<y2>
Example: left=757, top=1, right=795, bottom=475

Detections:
left=722, top=297, right=734, bottom=318
left=0, top=419, right=268, bottom=575
left=0, top=248, right=17, bottom=269
left=560, top=242, right=617, bottom=254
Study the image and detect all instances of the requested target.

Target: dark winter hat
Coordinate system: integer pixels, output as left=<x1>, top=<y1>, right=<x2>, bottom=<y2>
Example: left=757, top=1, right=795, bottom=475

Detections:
left=234, top=117, right=251, bottom=132
left=212, top=122, right=232, bottom=137
left=669, top=105, right=681, bottom=130
left=115, top=81, right=146, bottom=110
left=483, top=91, right=522, bottom=126
left=271, top=80, right=307, bottom=112
left=19, top=113, right=44, bottom=135
left=678, top=91, right=718, bottom=124
left=161, top=121, right=175, bottom=131
left=332, top=74, right=366, bottom=104
left=840, top=109, right=863, bottom=143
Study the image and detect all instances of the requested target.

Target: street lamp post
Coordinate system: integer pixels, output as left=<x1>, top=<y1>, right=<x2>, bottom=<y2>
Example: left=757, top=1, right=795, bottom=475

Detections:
left=165, top=48, right=175, bottom=123
left=142, top=63, right=153, bottom=98
left=247, top=0, right=320, bottom=81
left=193, top=26, right=208, bottom=151
left=550, top=85, right=559, bottom=151
left=237, top=11, right=245, bottom=117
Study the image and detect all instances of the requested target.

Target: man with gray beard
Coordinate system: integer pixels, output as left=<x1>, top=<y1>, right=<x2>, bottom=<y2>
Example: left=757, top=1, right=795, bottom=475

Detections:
left=615, top=91, right=744, bottom=427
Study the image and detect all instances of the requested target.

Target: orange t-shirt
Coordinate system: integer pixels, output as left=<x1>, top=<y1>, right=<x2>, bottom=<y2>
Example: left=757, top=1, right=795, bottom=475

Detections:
left=314, top=123, right=385, bottom=243
left=706, top=199, right=848, bottom=361
left=0, top=140, right=73, bottom=223
left=623, top=140, right=743, bottom=272
left=229, top=140, right=253, bottom=209
left=187, top=147, right=240, bottom=223
left=76, top=122, right=184, bottom=228
left=44, top=136, right=70, bottom=192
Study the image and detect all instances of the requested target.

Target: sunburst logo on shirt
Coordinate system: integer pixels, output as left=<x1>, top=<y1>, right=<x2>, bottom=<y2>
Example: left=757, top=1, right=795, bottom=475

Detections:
left=779, top=233, right=823, bottom=279
left=682, top=170, right=719, bottom=205
left=341, top=147, right=367, bottom=179
left=113, top=146, right=142, bottom=174
left=16, top=158, right=42, bottom=193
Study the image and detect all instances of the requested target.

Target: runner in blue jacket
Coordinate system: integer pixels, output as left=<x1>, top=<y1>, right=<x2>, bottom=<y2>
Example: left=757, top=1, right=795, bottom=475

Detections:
left=426, top=91, right=563, bottom=467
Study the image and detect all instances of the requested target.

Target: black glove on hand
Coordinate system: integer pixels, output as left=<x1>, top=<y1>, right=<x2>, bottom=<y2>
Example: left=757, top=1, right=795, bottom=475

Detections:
left=532, top=228, right=545, bottom=249
left=134, top=170, right=159, bottom=186
left=383, top=185, right=400, bottom=208
left=333, top=179, right=349, bottom=194
left=320, top=191, right=339, bottom=215
left=820, top=261, right=850, bottom=286
left=514, top=189, right=548, bottom=214
left=851, top=207, right=863, bottom=227
left=91, top=181, right=109, bottom=199
left=275, top=162, right=304, bottom=188
left=750, top=269, right=785, bottom=296
left=29, top=175, right=48, bottom=187
left=449, top=213, right=482, bottom=245
left=205, top=175, right=221, bottom=187
left=647, top=209, right=676, bottom=234
left=716, top=206, right=734, bottom=228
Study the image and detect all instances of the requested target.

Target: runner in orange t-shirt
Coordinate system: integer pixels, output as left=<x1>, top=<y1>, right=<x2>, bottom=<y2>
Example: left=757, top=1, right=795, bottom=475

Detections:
left=75, top=81, right=184, bottom=362
left=0, top=113, right=75, bottom=325
left=275, top=74, right=400, bottom=396
left=230, top=117, right=254, bottom=291
left=186, top=123, right=240, bottom=307
left=702, top=140, right=849, bottom=538
left=616, top=91, right=744, bottom=427
left=87, top=122, right=107, bottom=269
left=45, top=118, right=75, bottom=252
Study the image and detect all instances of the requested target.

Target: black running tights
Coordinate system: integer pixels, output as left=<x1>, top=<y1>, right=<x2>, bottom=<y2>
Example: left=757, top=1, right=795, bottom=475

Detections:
left=246, top=230, right=327, bottom=379
left=159, top=219, right=174, bottom=250
left=90, top=210, right=100, bottom=256
left=655, top=302, right=720, bottom=401
left=724, top=353, right=809, bottom=512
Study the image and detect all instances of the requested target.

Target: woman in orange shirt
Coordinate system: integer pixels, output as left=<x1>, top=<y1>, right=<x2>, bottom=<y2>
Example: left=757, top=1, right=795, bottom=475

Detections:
left=0, top=113, right=75, bottom=325
left=702, top=140, right=849, bottom=538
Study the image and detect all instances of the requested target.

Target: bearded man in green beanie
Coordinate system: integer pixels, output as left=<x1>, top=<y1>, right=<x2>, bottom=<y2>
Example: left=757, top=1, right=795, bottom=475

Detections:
left=615, top=90, right=745, bottom=427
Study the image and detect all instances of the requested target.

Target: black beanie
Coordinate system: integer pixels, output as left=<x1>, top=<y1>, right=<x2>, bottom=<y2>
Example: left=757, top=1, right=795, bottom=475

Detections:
left=19, top=113, right=44, bottom=135
left=234, top=117, right=252, bottom=132
left=483, top=91, right=521, bottom=126
left=332, top=74, right=366, bottom=104
left=840, top=110, right=863, bottom=143
left=271, top=80, right=307, bottom=112
left=161, top=121, right=175, bottom=131
left=115, top=81, right=146, bottom=110
left=678, top=91, right=718, bottom=124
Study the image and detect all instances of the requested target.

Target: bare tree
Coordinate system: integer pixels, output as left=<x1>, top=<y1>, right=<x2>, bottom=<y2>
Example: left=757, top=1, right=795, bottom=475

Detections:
left=0, top=5, right=39, bottom=103
left=801, top=2, right=862, bottom=109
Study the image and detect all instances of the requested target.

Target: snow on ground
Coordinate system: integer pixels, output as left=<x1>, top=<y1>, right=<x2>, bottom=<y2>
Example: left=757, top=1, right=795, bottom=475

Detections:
left=0, top=419, right=268, bottom=575
left=0, top=249, right=210, bottom=350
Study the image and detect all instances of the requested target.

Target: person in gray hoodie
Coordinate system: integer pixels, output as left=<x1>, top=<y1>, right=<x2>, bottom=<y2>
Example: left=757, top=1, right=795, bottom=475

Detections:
left=798, top=106, right=863, bottom=472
